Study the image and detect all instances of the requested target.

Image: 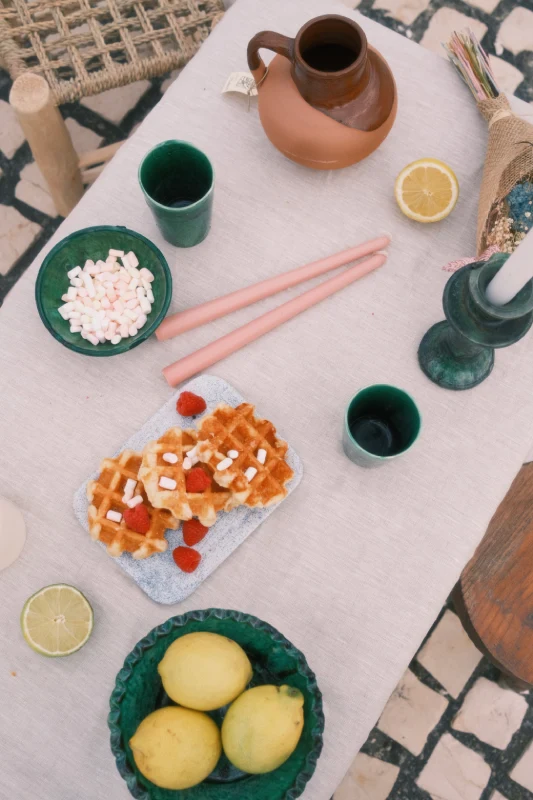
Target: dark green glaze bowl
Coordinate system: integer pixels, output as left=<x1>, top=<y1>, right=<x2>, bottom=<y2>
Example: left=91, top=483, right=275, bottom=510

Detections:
left=108, top=609, right=324, bottom=800
left=35, top=225, right=172, bottom=356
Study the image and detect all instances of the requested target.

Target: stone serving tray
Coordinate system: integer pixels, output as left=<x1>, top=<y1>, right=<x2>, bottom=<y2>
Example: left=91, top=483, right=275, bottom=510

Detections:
left=74, top=375, right=302, bottom=604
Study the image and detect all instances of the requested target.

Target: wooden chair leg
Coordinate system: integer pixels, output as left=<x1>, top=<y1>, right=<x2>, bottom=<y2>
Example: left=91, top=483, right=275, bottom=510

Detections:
left=9, top=73, right=84, bottom=217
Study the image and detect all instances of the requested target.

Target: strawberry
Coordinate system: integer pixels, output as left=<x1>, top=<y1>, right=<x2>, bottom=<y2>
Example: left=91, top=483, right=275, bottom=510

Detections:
left=173, top=546, right=201, bottom=573
left=123, top=503, right=150, bottom=535
left=176, top=391, right=207, bottom=417
left=183, top=519, right=209, bottom=547
left=186, top=467, right=212, bottom=493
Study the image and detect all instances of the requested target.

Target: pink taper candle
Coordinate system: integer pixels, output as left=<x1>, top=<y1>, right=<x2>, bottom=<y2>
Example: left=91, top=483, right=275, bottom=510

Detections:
left=162, top=251, right=387, bottom=387
left=156, top=235, right=391, bottom=341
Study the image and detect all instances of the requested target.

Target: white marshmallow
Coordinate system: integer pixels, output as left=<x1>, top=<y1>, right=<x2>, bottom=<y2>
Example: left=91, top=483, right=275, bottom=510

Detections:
left=217, top=457, right=233, bottom=471
left=256, top=448, right=267, bottom=464
left=244, top=467, right=258, bottom=482
left=127, top=251, right=139, bottom=268
left=59, top=250, right=149, bottom=347
left=163, top=453, right=179, bottom=464
left=159, top=476, right=177, bottom=490
left=147, top=288, right=154, bottom=304
left=187, top=446, right=199, bottom=465
left=140, top=268, right=154, bottom=282
left=227, top=450, right=239, bottom=459
left=183, top=457, right=192, bottom=470
left=106, top=510, right=122, bottom=523
left=127, top=495, right=143, bottom=509
left=82, top=272, right=95, bottom=297
left=123, top=479, right=137, bottom=499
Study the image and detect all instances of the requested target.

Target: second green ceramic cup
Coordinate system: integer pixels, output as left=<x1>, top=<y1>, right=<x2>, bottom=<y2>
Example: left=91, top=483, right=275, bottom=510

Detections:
left=138, top=140, right=214, bottom=248
left=343, top=384, right=421, bottom=468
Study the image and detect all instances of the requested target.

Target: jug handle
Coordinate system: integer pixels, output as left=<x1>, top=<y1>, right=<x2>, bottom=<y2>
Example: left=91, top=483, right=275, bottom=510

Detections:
left=247, top=31, right=294, bottom=74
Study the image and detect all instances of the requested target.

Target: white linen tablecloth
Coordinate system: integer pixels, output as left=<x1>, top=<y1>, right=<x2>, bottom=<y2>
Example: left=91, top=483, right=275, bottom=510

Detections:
left=2, top=1, right=533, bottom=797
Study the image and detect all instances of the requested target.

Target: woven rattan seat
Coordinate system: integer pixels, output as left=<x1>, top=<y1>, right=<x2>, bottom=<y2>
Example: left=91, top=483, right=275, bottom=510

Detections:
left=2, top=0, right=224, bottom=214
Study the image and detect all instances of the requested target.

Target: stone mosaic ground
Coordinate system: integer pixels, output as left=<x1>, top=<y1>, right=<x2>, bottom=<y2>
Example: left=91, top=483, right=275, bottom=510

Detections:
left=0, top=0, right=532, bottom=798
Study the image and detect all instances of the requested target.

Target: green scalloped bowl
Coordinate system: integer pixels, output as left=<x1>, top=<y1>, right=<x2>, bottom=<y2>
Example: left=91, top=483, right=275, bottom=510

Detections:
left=35, top=225, right=172, bottom=356
left=109, top=609, right=324, bottom=800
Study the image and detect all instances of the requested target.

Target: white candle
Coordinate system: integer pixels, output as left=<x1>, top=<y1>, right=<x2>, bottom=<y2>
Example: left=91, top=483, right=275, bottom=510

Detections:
left=485, top=228, right=533, bottom=306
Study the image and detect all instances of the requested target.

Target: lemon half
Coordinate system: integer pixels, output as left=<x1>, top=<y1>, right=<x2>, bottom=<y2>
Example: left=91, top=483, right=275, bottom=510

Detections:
left=395, top=158, right=459, bottom=223
left=21, top=584, right=93, bottom=657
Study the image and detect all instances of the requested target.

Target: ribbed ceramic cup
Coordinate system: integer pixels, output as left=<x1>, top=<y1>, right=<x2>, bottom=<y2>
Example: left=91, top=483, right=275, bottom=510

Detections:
left=139, top=140, right=214, bottom=247
left=343, top=384, right=421, bottom=468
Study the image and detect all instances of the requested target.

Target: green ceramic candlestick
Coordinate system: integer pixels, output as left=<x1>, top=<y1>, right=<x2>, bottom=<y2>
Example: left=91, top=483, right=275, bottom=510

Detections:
left=418, top=253, right=533, bottom=390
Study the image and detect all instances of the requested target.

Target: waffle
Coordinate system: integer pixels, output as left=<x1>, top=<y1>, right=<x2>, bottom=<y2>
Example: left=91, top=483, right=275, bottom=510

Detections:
left=196, top=403, right=294, bottom=508
left=139, top=427, right=234, bottom=526
left=87, top=450, right=177, bottom=559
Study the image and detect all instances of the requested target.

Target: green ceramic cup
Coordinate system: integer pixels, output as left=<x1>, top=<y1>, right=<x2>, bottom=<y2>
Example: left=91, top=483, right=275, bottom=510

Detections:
left=343, top=384, right=421, bottom=468
left=139, top=140, right=214, bottom=248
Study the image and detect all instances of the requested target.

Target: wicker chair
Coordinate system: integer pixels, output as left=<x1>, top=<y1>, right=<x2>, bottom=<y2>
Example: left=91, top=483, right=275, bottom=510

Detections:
left=0, top=0, right=224, bottom=215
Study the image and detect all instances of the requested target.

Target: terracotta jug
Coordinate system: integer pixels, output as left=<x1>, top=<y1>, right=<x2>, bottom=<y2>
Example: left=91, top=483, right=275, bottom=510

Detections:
left=247, top=14, right=397, bottom=170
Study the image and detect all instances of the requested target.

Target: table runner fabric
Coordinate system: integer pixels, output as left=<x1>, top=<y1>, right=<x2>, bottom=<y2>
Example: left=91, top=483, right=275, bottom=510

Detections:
left=2, top=1, right=533, bottom=797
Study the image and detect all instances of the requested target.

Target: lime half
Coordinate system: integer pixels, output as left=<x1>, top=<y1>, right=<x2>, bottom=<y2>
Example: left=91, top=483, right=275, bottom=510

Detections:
left=21, top=584, right=93, bottom=657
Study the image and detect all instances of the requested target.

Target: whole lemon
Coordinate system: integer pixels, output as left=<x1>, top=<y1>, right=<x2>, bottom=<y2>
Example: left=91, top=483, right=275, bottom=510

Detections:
left=129, top=706, right=221, bottom=790
left=222, top=684, right=304, bottom=774
left=158, top=632, right=253, bottom=711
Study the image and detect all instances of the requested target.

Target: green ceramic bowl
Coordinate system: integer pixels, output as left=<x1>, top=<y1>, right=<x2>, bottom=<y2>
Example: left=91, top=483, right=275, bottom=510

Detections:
left=109, top=609, right=324, bottom=800
left=35, top=225, right=172, bottom=356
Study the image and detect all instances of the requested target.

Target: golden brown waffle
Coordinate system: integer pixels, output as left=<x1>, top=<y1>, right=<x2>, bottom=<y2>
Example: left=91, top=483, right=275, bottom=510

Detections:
left=196, top=403, right=294, bottom=508
left=139, top=428, right=234, bottom=526
left=87, top=450, right=177, bottom=559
